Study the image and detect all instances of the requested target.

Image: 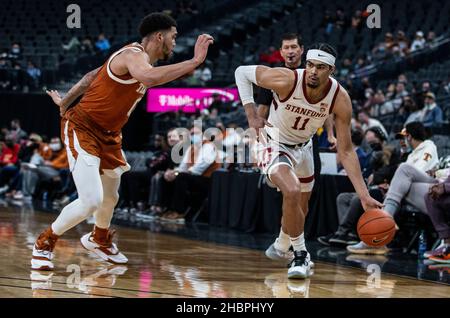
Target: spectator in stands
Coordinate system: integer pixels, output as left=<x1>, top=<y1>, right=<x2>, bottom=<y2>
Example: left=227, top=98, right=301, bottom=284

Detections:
left=0, top=137, right=20, bottom=195
left=334, top=8, right=348, bottom=29
left=356, top=110, right=388, bottom=139
left=397, top=73, right=408, bottom=85
left=422, top=81, right=432, bottom=94
left=159, top=125, right=220, bottom=223
left=338, top=58, right=352, bottom=79
left=322, top=10, right=334, bottom=34
left=443, top=76, right=450, bottom=95
left=7, top=119, right=27, bottom=143
left=426, top=31, right=437, bottom=48
left=95, top=33, right=111, bottom=52
left=192, top=63, right=212, bottom=86
left=4, top=133, right=56, bottom=200
left=348, top=122, right=439, bottom=254
left=372, top=32, right=395, bottom=60
left=396, top=30, right=409, bottom=57
left=81, top=37, right=95, bottom=55
left=259, top=46, right=284, bottom=66
left=16, top=137, right=68, bottom=202
left=184, top=1, right=199, bottom=15
left=421, top=92, right=443, bottom=128
left=424, top=174, right=450, bottom=262
left=0, top=58, right=8, bottom=69
left=318, top=128, right=401, bottom=247
left=337, top=129, right=368, bottom=174
left=401, top=95, right=423, bottom=126
left=62, top=36, right=81, bottom=53
left=26, top=61, right=41, bottom=88
left=353, top=57, right=366, bottom=71
left=0, top=127, right=8, bottom=140
left=9, top=43, right=22, bottom=60
left=383, top=81, right=409, bottom=113
left=410, top=31, right=426, bottom=52
left=362, top=126, right=392, bottom=176
left=367, top=90, right=386, bottom=117
left=351, top=10, right=362, bottom=30
left=146, top=128, right=182, bottom=217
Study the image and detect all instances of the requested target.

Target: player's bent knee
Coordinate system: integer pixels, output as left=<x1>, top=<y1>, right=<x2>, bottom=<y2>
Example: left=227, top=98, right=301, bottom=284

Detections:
left=283, top=184, right=302, bottom=200
left=80, top=192, right=103, bottom=213
left=103, top=192, right=119, bottom=207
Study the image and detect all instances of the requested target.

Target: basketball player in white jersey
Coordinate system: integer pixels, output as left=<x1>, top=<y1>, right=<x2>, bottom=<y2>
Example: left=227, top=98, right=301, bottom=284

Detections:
left=235, top=43, right=383, bottom=279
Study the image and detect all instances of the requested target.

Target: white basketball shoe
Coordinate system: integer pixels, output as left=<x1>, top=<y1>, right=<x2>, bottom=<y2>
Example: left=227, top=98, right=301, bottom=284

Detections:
left=287, top=250, right=313, bottom=279
left=80, top=226, right=128, bottom=264
left=31, top=227, right=59, bottom=271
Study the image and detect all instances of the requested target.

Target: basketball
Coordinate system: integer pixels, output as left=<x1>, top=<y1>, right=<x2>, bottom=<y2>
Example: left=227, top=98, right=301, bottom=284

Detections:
left=357, top=209, right=396, bottom=247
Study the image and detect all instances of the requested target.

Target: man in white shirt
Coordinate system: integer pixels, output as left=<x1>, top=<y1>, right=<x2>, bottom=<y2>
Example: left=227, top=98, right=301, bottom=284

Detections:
left=357, top=110, right=388, bottom=140
left=410, top=31, right=426, bottom=52
left=348, top=121, right=440, bottom=254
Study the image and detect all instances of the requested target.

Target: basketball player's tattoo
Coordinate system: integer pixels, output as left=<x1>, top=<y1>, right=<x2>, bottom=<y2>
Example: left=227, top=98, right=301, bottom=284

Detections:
left=59, top=67, right=101, bottom=114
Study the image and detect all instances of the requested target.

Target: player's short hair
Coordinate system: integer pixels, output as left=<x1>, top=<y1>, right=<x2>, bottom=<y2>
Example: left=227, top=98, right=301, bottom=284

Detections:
left=138, top=12, right=177, bottom=38
left=308, top=43, right=337, bottom=59
left=280, top=33, right=303, bottom=47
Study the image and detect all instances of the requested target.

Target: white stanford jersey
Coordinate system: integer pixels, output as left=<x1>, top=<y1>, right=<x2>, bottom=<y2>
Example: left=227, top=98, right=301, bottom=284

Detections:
left=265, top=69, right=340, bottom=145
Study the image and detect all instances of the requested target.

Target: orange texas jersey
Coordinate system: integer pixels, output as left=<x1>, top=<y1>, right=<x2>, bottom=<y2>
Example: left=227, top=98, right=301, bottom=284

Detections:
left=76, top=42, right=148, bottom=132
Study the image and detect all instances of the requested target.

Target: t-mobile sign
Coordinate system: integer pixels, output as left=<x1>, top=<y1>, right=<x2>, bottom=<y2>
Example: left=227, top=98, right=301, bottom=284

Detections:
left=147, top=88, right=239, bottom=113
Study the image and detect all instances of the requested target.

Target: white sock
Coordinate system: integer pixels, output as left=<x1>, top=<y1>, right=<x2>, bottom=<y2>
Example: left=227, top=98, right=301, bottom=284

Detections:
left=290, top=233, right=307, bottom=252
left=274, top=228, right=290, bottom=252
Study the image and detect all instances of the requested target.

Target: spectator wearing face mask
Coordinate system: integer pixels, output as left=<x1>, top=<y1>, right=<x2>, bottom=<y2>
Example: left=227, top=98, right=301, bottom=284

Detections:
left=337, top=129, right=368, bottom=174
left=421, top=92, right=443, bottom=128
left=348, top=122, right=439, bottom=254
left=159, top=125, right=220, bottom=223
left=14, top=137, right=68, bottom=202
left=318, top=128, right=401, bottom=247
left=7, top=119, right=27, bottom=143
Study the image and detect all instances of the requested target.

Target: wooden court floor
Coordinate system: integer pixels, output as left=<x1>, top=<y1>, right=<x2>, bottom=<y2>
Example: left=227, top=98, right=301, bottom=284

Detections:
left=0, top=206, right=449, bottom=298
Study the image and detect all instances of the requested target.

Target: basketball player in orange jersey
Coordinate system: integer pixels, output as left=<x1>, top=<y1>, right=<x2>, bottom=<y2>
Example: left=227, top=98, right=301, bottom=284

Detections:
left=31, top=12, right=214, bottom=271
left=235, top=43, right=383, bottom=279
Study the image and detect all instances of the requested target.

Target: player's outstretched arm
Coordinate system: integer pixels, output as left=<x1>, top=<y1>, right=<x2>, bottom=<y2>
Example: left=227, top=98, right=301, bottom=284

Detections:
left=46, top=67, right=100, bottom=116
left=234, top=66, right=294, bottom=131
left=125, top=34, right=213, bottom=87
left=333, top=88, right=383, bottom=211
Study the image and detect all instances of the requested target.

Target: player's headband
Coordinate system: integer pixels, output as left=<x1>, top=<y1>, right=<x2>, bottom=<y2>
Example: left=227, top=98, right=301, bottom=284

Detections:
left=306, top=49, right=335, bottom=67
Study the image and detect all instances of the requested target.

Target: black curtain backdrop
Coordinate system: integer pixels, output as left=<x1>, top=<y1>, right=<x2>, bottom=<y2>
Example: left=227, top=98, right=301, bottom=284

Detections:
left=0, top=93, right=153, bottom=150
left=209, top=170, right=355, bottom=238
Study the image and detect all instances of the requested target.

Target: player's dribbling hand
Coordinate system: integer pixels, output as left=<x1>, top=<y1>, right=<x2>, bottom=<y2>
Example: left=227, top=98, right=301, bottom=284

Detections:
left=193, top=34, right=214, bottom=66
left=361, top=195, right=384, bottom=211
left=248, top=115, right=272, bottom=132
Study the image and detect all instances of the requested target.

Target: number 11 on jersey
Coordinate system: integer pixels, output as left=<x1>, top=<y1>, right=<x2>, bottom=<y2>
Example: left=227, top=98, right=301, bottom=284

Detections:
left=291, top=116, right=310, bottom=131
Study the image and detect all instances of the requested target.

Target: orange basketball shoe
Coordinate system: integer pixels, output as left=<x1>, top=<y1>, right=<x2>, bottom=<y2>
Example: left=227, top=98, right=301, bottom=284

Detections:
left=80, top=226, right=128, bottom=264
left=31, top=227, right=59, bottom=271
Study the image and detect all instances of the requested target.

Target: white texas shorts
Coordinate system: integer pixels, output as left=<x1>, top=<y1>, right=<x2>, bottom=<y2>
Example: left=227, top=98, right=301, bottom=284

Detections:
left=256, top=136, right=315, bottom=192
